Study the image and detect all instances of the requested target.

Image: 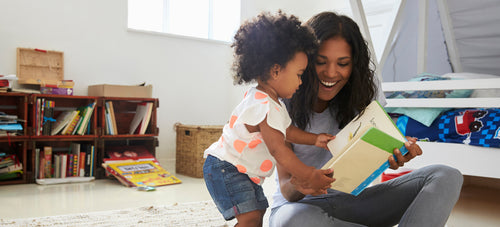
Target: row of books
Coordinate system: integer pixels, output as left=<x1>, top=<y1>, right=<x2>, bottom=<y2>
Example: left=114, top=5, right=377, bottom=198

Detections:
left=49, top=101, right=96, bottom=136
left=102, top=146, right=181, bottom=187
left=0, top=153, right=23, bottom=181
left=104, top=101, right=153, bottom=135
left=35, top=143, right=95, bottom=179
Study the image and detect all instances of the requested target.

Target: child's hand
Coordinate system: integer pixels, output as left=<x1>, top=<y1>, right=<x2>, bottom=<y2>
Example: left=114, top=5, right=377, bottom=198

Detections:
left=315, top=133, right=335, bottom=149
left=291, top=167, right=334, bottom=192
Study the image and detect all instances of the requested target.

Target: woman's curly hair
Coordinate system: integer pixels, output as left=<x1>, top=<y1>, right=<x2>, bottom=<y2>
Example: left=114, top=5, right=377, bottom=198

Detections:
left=231, top=11, right=318, bottom=85
left=288, top=11, right=378, bottom=129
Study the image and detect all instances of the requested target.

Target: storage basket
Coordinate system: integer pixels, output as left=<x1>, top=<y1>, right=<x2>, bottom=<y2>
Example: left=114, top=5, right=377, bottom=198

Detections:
left=175, top=123, right=223, bottom=178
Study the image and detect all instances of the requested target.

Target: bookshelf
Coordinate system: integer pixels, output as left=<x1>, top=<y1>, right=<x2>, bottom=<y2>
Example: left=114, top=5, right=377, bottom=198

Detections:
left=0, top=93, right=159, bottom=185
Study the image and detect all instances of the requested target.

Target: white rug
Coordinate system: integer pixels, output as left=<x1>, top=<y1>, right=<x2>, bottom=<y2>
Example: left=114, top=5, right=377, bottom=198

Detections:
left=0, top=200, right=239, bottom=227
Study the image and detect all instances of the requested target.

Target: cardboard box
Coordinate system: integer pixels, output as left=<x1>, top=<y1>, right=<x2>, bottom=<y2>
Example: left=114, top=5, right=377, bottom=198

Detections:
left=88, top=84, right=152, bottom=98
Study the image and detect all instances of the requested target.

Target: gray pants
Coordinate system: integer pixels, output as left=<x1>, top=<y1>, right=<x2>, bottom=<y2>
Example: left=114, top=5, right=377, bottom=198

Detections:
left=269, top=165, right=463, bottom=227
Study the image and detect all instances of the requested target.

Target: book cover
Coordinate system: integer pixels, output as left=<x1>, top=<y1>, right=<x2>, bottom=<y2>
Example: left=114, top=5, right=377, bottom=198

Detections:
left=51, top=110, right=76, bottom=135
left=62, top=111, right=80, bottom=135
left=321, top=100, right=408, bottom=196
left=104, top=160, right=181, bottom=187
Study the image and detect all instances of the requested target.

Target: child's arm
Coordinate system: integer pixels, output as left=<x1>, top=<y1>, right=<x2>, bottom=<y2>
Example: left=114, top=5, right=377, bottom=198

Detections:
left=286, top=125, right=334, bottom=149
left=259, top=117, right=334, bottom=190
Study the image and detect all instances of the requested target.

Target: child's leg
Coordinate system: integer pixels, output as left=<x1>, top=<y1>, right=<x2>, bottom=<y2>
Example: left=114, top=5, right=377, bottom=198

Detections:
left=235, top=209, right=266, bottom=227
left=203, top=155, right=269, bottom=222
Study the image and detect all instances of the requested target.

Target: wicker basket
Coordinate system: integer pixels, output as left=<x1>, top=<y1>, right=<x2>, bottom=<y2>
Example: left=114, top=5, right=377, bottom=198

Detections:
left=175, top=123, right=223, bottom=178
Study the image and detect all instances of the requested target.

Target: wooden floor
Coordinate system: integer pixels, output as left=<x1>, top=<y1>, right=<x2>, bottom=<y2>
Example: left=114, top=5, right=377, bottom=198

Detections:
left=446, top=176, right=500, bottom=227
left=0, top=171, right=499, bottom=226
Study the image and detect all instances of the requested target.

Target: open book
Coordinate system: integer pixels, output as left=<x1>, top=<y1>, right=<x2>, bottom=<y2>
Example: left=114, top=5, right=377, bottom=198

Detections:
left=321, top=100, right=408, bottom=196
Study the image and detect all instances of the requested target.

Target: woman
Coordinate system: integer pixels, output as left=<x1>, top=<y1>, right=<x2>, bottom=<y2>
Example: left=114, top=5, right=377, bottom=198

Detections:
left=269, top=12, right=463, bottom=227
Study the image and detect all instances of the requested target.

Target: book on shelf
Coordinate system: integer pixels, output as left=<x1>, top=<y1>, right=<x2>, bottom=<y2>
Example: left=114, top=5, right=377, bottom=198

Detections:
left=51, top=110, right=77, bottom=135
left=69, top=143, right=81, bottom=176
left=321, top=100, right=408, bottom=196
left=61, top=111, right=81, bottom=135
left=129, top=102, right=153, bottom=134
left=108, top=101, right=118, bottom=134
left=60, top=153, right=67, bottom=178
left=43, top=146, right=53, bottom=178
left=34, top=148, right=40, bottom=180
left=104, top=101, right=117, bottom=135
left=76, top=102, right=96, bottom=135
left=103, top=160, right=181, bottom=187
left=42, top=100, right=55, bottom=136
left=82, top=144, right=95, bottom=177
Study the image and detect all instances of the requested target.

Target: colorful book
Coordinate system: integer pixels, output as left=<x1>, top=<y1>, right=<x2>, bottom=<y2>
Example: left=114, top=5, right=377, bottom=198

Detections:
left=43, top=146, right=52, bottom=178
left=61, top=111, right=81, bottom=135
left=104, top=160, right=181, bottom=187
left=51, top=110, right=76, bottom=135
left=67, top=154, right=74, bottom=177
left=321, top=100, right=408, bottom=196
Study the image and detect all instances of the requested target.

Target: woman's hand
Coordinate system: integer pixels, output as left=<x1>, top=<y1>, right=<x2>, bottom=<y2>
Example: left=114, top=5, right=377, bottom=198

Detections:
left=388, top=137, right=422, bottom=170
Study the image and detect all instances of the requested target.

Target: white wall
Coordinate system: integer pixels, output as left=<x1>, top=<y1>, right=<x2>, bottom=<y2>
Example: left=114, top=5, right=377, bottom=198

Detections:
left=0, top=0, right=239, bottom=165
left=0, top=0, right=349, bottom=166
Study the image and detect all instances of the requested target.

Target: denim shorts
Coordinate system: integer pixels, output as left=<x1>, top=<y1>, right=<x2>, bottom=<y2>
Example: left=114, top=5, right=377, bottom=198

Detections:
left=203, top=155, right=269, bottom=220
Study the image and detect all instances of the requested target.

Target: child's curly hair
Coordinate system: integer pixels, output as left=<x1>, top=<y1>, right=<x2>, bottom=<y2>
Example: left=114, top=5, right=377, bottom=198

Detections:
left=231, top=11, right=318, bottom=85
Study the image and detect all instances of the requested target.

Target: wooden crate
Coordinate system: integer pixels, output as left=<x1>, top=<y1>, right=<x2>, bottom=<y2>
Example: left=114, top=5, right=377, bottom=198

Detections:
left=16, top=48, right=64, bottom=85
left=175, top=124, right=223, bottom=178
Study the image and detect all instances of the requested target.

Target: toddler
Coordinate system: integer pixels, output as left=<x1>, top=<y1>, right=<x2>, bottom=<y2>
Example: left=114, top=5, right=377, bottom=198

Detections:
left=203, top=11, right=334, bottom=227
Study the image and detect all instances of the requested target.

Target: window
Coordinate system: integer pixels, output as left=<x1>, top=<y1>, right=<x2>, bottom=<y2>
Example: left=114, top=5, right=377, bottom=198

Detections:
left=128, top=0, right=241, bottom=43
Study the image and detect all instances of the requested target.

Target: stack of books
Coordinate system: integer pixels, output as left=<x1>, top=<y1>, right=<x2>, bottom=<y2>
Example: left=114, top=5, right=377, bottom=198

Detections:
left=0, top=112, right=23, bottom=136
left=102, top=146, right=181, bottom=187
left=0, top=153, right=23, bottom=181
